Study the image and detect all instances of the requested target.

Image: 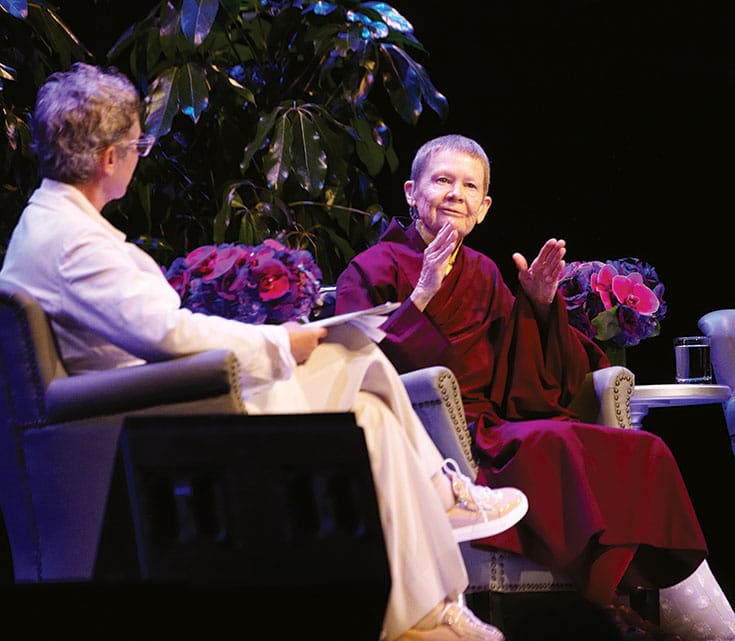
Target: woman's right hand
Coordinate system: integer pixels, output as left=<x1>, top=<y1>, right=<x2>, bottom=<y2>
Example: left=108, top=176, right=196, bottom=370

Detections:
left=410, top=223, right=458, bottom=311
left=283, top=322, right=328, bottom=364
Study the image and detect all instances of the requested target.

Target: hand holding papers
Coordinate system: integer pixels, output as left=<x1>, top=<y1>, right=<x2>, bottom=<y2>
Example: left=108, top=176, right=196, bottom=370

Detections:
left=308, top=301, right=399, bottom=342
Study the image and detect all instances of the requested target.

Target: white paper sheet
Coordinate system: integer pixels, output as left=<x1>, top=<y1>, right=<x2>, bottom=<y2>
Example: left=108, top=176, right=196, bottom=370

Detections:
left=307, top=301, right=400, bottom=342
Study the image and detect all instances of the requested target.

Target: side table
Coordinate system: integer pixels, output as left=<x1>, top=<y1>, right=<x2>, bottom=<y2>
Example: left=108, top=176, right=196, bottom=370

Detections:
left=629, top=383, right=732, bottom=430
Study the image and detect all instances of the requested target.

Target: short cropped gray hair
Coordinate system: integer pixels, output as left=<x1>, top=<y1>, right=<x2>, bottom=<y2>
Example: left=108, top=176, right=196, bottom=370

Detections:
left=31, top=62, right=142, bottom=183
left=409, top=134, right=491, bottom=194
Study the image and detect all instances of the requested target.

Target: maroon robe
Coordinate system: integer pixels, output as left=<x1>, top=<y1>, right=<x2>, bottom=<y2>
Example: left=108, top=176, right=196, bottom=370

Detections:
left=336, top=217, right=706, bottom=593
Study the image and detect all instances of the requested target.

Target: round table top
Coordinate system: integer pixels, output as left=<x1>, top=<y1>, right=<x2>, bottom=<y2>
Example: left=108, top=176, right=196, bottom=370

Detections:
left=631, top=383, right=731, bottom=406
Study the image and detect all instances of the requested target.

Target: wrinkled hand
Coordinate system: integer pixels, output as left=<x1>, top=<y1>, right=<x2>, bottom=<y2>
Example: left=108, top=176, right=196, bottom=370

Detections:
left=410, top=223, right=458, bottom=311
left=283, top=322, right=328, bottom=364
left=512, top=238, right=566, bottom=317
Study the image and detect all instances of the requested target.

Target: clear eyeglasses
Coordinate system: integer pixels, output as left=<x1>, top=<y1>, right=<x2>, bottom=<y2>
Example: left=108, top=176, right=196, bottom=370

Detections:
left=121, top=133, right=156, bottom=157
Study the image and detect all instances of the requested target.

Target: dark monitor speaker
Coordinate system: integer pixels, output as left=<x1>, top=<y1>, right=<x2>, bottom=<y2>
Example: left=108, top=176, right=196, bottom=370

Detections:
left=92, top=412, right=390, bottom=640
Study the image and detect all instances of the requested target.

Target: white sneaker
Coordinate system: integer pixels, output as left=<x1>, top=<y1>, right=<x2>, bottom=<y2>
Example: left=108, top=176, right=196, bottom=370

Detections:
left=396, top=600, right=505, bottom=641
left=443, top=458, right=528, bottom=542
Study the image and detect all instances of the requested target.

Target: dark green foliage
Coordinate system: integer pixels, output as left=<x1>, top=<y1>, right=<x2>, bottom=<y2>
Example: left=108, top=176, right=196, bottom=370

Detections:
left=0, top=0, right=92, bottom=263
left=0, top=0, right=447, bottom=280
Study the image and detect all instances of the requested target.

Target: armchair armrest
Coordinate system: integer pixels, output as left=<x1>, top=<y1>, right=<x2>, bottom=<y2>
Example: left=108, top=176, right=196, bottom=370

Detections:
left=45, top=349, right=244, bottom=422
left=567, top=366, right=635, bottom=429
left=400, top=366, right=478, bottom=479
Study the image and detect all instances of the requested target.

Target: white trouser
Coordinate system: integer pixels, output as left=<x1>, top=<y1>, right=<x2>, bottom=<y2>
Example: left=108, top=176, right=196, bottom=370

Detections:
left=244, top=323, right=468, bottom=640
left=660, top=559, right=735, bottom=640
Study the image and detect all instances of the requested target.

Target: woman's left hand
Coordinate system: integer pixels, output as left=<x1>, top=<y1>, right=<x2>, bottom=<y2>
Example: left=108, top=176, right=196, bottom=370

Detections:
left=513, top=238, right=566, bottom=316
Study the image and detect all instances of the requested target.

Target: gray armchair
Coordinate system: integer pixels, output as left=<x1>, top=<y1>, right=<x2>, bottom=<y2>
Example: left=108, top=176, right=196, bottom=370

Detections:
left=0, top=279, right=247, bottom=582
left=698, top=309, right=735, bottom=456
left=399, top=363, right=635, bottom=600
left=0, top=279, right=392, bottom=639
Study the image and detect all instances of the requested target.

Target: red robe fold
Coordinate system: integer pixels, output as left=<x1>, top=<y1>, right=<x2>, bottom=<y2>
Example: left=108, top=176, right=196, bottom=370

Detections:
left=336, top=217, right=706, bottom=594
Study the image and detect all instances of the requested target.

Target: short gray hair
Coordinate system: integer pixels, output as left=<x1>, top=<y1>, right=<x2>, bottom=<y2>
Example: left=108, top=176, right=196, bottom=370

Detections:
left=31, top=62, right=142, bottom=183
left=410, top=134, right=491, bottom=194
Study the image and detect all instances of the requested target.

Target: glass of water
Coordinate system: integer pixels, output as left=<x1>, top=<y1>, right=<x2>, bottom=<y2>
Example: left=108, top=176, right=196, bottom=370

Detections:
left=673, top=336, right=712, bottom=384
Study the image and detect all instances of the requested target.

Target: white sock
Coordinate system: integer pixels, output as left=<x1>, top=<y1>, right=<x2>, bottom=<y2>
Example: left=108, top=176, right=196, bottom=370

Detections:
left=659, top=560, right=735, bottom=640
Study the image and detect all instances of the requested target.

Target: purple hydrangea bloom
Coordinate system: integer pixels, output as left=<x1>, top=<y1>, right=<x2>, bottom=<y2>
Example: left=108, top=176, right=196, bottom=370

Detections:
left=557, top=257, right=666, bottom=350
left=165, top=240, right=322, bottom=324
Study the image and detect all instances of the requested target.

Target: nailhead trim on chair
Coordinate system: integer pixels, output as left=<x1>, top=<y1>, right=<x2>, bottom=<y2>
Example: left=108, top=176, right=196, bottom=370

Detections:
left=225, top=352, right=246, bottom=410
left=436, top=368, right=479, bottom=476
left=462, top=545, right=577, bottom=593
left=613, top=369, right=634, bottom=429
left=489, top=550, right=576, bottom=592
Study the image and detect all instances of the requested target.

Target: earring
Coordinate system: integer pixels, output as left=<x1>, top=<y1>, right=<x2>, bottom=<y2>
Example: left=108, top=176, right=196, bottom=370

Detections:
left=409, top=205, right=419, bottom=220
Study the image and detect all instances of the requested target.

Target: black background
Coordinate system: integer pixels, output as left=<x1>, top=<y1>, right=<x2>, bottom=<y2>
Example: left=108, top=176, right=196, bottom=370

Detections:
left=64, top=0, right=735, bottom=599
left=385, top=0, right=735, bottom=600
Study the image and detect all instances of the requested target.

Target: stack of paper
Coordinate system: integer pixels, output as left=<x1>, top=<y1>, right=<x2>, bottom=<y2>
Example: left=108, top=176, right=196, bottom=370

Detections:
left=308, top=301, right=400, bottom=342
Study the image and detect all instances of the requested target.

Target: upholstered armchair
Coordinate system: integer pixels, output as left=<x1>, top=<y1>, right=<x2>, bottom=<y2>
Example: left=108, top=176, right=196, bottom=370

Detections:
left=310, top=284, right=639, bottom=610
left=698, top=309, right=735, bottom=456
left=0, top=280, right=394, bottom=639
left=0, top=279, right=248, bottom=582
left=399, top=363, right=636, bottom=615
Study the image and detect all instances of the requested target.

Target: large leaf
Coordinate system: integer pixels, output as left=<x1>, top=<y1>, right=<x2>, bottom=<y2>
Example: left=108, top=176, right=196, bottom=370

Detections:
left=264, top=113, right=292, bottom=190
left=318, top=224, right=361, bottom=280
left=380, top=44, right=448, bottom=123
left=225, top=73, right=256, bottom=106
left=0, top=0, right=27, bottom=19
left=379, top=44, right=422, bottom=124
left=241, top=107, right=283, bottom=172
left=181, top=0, right=219, bottom=46
left=238, top=205, right=273, bottom=246
left=159, top=2, right=181, bottom=61
left=214, top=179, right=255, bottom=241
left=176, top=62, right=209, bottom=123
left=290, top=109, right=327, bottom=197
left=353, top=115, right=383, bottom=176
left=358, top=2, right=413, bottom=34
left=144, top=68, right=179, bottom=137
left=0, top=62, right=16, bottom=83
left=592, top=308, right=622, bottom=342
left=399, top=48, right=449, bottom=119
left=28, top=5, right=92, bottom=69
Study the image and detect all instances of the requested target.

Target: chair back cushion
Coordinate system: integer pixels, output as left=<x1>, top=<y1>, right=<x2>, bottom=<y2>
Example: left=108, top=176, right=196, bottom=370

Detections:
left=0, top=279, right=70, bottom=580
left=0, top=280, right=67, bottom=428
left=699, top=309, right=735, bottom=391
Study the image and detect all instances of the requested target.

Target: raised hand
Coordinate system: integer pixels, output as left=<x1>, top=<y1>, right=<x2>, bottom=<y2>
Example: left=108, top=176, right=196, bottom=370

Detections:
left=410, top=223, right=459, bottom=311
left=512, top=238, right=566, bottom=319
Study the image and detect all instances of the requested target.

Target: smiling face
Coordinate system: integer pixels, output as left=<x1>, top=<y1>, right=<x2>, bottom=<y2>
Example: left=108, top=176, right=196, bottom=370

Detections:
left=404, top=148, right=492, bottom=240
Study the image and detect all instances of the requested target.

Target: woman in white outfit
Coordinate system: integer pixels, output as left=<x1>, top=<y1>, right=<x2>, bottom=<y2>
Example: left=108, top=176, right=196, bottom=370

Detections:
left=0, top=63, right=530, bottom=641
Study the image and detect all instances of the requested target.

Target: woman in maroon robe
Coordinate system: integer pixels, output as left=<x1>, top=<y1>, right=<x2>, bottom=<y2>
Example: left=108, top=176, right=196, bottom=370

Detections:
left=335, top=134, right=735, bottom=640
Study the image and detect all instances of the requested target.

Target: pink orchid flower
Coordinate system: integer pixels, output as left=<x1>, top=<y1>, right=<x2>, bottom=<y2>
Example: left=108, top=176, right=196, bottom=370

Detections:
left=590, top=264, right=617, bottom=309
left=611, top=273, right=660, bottom=315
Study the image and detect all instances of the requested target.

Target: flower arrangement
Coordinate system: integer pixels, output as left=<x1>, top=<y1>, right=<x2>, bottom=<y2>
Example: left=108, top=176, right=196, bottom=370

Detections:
left=165, top=239, right=323, bottom=324
left=557, top=257, right=667, bottom=363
